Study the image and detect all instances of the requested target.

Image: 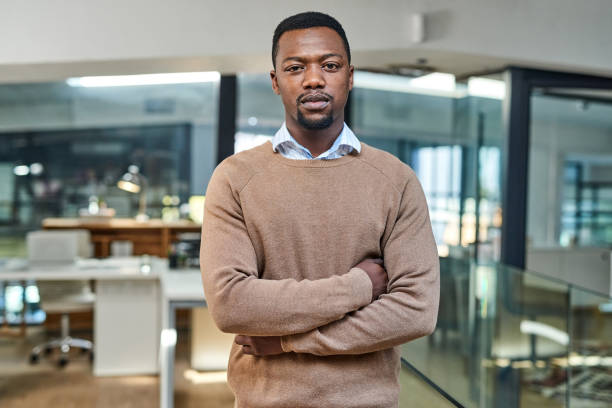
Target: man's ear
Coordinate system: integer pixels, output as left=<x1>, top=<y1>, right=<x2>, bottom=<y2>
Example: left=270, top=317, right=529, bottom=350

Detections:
left=348, top=65, right=354, bottom=92
left=270, top=70, right=280, bottom=95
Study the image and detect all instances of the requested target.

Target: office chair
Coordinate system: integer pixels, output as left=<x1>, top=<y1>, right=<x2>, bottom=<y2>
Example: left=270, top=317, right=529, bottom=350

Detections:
left=26, top=230, right=95, bottom=367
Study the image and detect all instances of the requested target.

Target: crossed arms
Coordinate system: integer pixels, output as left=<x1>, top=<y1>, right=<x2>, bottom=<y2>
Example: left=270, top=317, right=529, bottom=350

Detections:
left=200, top=165, right=440, bottom=356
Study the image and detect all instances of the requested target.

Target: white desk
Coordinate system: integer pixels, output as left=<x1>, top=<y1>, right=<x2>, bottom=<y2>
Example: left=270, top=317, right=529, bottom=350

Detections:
left=160, top=269, right=206, bottom=408
left=1, top=259, right=215, bottom=407
left=0, top=258, right=160, bottom=281
left=0, top=257, right=162, bottom=376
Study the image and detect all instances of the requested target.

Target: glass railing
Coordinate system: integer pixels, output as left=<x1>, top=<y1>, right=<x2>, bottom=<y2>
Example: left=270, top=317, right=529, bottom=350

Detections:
left=399, top=362, right=458, bottom=407
left=401, top=257, right=612, bottom=408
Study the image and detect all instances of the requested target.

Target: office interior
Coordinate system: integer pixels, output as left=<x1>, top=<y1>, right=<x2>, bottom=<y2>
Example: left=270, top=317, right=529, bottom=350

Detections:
left=1, top=1, right=611, bottom=407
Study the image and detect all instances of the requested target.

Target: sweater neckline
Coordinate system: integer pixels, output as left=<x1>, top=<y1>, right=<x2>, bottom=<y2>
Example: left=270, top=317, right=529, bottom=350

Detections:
left=265, top=141, right=361, bottom=168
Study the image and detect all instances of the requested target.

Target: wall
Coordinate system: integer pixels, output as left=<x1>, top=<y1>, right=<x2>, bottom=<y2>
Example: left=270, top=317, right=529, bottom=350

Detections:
left=1, top=0, right=612, bottom=82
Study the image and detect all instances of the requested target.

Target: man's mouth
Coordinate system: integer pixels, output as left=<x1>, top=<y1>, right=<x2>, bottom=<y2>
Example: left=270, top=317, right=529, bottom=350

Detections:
left=299, top=93, right=331, bottom=111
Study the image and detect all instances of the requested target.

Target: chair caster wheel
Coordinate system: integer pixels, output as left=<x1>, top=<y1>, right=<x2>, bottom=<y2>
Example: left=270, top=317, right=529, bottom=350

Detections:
left=58, top=357, right=68, bottom=368
left=29, top=353, right=39, bottom=364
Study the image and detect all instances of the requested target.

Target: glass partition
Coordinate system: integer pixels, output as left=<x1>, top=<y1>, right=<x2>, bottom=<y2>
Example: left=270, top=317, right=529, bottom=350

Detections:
left=0, top=76, right=219, bottom=257
left=528, top=89, right=612, bottom=249
left=236, top=71, right=506, bottom=263
left=525, top=89, right=612, bottom=305
left=399, top=363, right=457, bottom=407
left=235, top=73, right=282, bottom=153
left=0, top=75, right=219, bottom=325
left=568, top=287, right=612, bottom=407
left=352, top=72, right=504, bottom=263
left=402, top=257, right=612, bottom=407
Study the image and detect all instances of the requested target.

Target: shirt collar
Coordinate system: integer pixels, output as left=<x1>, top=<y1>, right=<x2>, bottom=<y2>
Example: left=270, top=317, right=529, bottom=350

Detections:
left=271, top=122, right=361, bottom=158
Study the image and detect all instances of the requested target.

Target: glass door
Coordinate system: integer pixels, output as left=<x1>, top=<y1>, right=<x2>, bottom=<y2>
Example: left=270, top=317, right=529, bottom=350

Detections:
left=526, top=89, right=612, bottom=289
left=527, top=89, right=612, bottom=249
left=501, top=68, right=612, bottom=270
left=501, top=68, right=612, bottom=408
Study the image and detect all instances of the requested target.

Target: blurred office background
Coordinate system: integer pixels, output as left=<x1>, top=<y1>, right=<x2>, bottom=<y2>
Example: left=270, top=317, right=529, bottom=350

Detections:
left=1, top=1, right=612, bottom=407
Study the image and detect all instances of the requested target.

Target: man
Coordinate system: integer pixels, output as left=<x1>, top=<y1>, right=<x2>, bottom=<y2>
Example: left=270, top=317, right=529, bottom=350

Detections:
left=200, top=11, right=439, bottom=408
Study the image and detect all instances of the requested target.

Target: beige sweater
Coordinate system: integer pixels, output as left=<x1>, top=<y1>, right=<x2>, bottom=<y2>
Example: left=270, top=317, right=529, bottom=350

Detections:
left=200, top=141, right=439, bottom=408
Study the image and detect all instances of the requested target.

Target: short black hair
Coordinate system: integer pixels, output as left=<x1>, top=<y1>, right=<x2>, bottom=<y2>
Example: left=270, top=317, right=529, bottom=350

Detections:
left=272, top=11, right=351, bottom=68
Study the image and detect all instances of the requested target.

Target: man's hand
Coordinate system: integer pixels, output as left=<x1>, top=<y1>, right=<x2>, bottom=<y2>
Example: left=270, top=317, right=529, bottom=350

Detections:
left=355, top=258, right=388, bottom=301
left=235, top=335, right=284, bottom=356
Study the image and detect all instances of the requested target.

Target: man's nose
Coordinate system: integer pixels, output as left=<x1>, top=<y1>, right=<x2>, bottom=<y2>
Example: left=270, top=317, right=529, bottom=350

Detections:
left=302, top=65, right=325, bottom=89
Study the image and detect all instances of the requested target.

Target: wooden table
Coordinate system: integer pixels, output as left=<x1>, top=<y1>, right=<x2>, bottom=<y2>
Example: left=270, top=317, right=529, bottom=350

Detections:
left=42, top=218, right=201, bottom=258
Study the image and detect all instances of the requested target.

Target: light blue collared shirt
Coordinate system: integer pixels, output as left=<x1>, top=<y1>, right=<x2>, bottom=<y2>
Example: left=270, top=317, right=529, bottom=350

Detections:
left=272, top=122, right=361, bottom=160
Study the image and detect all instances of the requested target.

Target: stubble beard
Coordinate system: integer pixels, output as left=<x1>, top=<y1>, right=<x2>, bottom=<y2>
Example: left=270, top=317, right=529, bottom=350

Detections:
left=295, top=92, right=335, bottom=130
left=296, top=108, right=334, bottom=130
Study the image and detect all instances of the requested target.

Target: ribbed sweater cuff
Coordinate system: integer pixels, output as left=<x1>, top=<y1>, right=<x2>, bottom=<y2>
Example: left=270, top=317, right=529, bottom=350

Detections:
left=280, top=334, right=292, bottom=353
left=348, top=267, right=374, bottom=307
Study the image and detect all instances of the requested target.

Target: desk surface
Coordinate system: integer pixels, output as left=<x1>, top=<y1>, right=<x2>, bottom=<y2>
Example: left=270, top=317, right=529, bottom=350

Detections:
left=43, top=218, right=200, bottom=230
left=41, top=218, right=201, bottom=258
left=0, top=259, right=203, bottom=290
left=162, top=269, right=204, bottom=301
left=0, top=257, right=161, bottom=280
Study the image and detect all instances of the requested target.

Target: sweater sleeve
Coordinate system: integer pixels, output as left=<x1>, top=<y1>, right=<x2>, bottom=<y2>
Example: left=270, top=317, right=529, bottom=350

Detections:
left=280, top=171, right=440, bottom=355
left=200, top=162, right=373, bottom=337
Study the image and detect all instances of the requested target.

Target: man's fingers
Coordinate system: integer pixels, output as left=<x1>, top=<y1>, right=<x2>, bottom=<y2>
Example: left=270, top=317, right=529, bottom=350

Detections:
left=235, top=335, right=251, bottom=346
left=236, top=336, right=260, bottom=355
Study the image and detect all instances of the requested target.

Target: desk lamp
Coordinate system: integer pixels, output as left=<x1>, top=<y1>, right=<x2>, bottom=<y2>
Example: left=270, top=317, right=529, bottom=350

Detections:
left=117, top=165, right=149, bottom=221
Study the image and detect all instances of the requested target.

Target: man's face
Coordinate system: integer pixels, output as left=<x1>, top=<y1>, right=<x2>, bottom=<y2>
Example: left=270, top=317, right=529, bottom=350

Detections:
left=271, top=27, right=353, bottom=131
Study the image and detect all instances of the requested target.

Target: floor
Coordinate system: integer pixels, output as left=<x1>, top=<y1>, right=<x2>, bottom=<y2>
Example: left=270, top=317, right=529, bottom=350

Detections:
left=0, top=237, right=26, bottom=259
left=0, top=327, right=453, bottom=408
left=0, top=327, right=234, bottom=408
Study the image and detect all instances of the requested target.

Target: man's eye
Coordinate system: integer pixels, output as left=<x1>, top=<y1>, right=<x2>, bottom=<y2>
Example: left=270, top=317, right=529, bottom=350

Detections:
left=286, top=66, right=302, bottom=72
left=323, top=63, right=339, bottom=70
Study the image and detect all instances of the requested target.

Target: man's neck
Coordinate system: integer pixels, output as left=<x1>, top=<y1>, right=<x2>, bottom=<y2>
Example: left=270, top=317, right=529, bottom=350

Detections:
left=285, top=119, right=344, bottom=158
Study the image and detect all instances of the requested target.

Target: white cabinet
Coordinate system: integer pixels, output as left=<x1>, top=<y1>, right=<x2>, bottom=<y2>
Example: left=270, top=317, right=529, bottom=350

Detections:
left=94, top=279, right=160, bottom=376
